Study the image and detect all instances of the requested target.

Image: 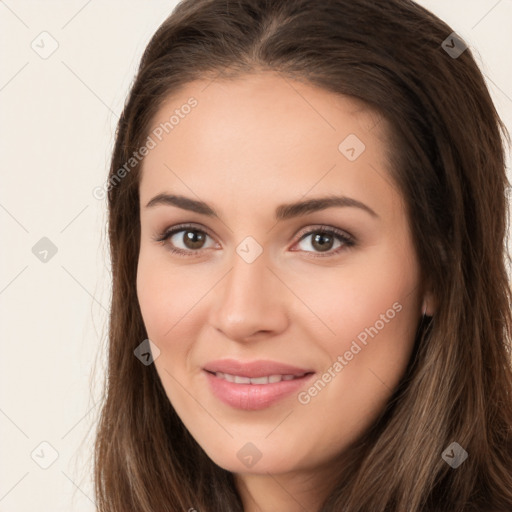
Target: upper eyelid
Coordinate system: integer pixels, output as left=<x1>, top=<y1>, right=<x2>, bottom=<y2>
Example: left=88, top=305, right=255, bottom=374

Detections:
left=295, top=224, right=353, bottom=240
left=158, top=223, right=216, bottom=241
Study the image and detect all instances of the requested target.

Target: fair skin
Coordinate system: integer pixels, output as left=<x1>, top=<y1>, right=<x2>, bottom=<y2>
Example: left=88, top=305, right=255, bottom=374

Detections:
left=136, top=72, right=435, bottom=512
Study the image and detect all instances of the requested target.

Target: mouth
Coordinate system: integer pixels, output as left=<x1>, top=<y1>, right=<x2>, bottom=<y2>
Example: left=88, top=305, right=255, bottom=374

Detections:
left=205, top=370, right=312, bottom=385
left=202, top=360, right=315, bottom=410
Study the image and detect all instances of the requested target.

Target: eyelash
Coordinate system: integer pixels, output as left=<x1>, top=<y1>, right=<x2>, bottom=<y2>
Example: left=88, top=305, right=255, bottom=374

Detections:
left=153, top=223, right=356, bottom=258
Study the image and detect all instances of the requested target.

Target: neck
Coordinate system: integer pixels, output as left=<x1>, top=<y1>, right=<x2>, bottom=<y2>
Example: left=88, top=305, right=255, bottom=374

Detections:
left=234, top=463, right=339, bottom=512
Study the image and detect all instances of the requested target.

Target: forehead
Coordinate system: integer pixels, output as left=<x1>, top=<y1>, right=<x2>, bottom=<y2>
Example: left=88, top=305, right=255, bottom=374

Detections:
left=139, top=72, right=401, bottom=218
left=145, top=71, right=382, bottom=156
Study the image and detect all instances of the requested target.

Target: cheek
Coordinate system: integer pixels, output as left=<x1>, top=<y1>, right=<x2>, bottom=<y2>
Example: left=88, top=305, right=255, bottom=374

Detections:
left=136, top=259, right=171, bottom=338
left=291, top=274, right=418, bottom=457
left=297, top=243, right=420, bottom=387
left=136, top=256, right=202, bottom=400
left=300, top=256, right=417, bottom=345
left=136, top=251, right=205, bottom=337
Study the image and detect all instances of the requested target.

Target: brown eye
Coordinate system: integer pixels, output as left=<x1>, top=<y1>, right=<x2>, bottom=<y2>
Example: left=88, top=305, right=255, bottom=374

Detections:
left=310, top=232, right=335, bottom=252
left=294, top=227, right=355, bottom=257
left=155, top=225, right=216, bottom=256
left=180, top=229, right=207, bottom=250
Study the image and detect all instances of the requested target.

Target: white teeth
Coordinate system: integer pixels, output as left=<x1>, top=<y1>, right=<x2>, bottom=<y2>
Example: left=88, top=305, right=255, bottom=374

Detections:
left=250, top=376, right=270, bottom=384
left=214, top=372, right=306, bottom=384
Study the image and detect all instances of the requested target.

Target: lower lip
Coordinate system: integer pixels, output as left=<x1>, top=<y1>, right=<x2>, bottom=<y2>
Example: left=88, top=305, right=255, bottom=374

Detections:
left=204, top=370, right=315, bottom=410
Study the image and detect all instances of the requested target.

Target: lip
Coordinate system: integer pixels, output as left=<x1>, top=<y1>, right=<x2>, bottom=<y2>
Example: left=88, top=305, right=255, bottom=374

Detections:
left=203, top=359, right=315, bottom=410
left=203, top=358, right=313, bottom=378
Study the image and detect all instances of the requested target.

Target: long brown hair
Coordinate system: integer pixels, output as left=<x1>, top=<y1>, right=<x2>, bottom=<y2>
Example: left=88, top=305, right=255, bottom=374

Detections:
left=93, top=1, right=512, bottom=510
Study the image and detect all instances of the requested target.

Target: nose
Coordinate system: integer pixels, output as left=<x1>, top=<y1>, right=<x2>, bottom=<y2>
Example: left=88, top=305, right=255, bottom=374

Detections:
left=208, top=248, right=289, bottom=342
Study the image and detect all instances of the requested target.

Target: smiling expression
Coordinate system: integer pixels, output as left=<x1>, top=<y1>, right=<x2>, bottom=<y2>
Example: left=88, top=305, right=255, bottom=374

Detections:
left=136, top=71, right=425, bottom=475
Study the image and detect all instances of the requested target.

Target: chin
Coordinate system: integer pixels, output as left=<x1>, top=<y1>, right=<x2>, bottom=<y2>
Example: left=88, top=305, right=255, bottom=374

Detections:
left=201, top=441, right=303, bottom=475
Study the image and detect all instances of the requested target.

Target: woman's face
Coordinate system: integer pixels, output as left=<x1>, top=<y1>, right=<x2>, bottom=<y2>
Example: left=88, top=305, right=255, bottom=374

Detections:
left=137, top=72, right=426, bottom=478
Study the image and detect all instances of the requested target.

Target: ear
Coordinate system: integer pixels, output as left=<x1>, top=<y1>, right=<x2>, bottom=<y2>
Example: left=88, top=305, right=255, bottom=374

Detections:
left=422, top=289, right=437, bottom=317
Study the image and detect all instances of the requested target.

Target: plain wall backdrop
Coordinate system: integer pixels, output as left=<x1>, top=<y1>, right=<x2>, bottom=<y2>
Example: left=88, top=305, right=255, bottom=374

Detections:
left=0, top=1, right=511, bottom=510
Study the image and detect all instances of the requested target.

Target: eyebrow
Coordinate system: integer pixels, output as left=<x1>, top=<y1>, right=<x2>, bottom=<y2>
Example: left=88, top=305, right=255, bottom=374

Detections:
left=145, top=193, right=379, bottom=220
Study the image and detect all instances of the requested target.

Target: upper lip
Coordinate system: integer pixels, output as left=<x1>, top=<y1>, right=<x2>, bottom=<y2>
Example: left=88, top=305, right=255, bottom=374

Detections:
left=203, top=359, right=314, bottom=378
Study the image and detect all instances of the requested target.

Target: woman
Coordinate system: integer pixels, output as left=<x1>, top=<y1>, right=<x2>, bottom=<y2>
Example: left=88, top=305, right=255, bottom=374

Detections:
left=93, top=0, right=512, bottom=510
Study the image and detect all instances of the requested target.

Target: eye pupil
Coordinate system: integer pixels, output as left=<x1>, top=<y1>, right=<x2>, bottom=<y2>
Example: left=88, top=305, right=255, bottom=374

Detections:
left=184, top=230, right=206, bottom=249
left=312, top=233, right=334, bottom=252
